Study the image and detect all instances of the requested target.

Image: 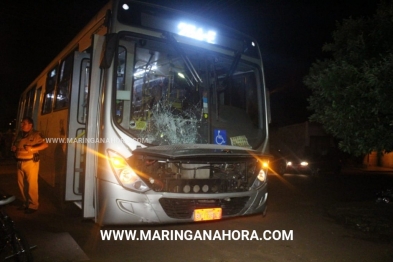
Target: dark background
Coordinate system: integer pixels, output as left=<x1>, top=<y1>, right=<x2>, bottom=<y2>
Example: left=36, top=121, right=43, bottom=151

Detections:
left=0, top=0, right=378, bottom=131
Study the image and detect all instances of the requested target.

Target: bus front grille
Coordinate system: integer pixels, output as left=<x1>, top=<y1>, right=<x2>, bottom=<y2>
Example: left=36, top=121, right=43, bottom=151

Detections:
left=159, top=197, right=250, bottom=219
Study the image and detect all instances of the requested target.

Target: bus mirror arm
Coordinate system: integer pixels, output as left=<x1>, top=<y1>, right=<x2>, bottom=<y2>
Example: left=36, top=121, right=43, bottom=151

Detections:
left=100, top=33, right=118, bottom=69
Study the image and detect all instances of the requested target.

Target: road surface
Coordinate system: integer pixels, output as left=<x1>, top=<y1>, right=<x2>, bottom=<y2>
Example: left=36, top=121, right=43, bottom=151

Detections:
left=1, top=159, right=392, bottom=262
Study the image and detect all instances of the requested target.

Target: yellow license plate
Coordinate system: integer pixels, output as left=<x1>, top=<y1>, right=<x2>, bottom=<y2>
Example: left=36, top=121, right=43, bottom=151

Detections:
left=193, top=208, right=222, bottom=222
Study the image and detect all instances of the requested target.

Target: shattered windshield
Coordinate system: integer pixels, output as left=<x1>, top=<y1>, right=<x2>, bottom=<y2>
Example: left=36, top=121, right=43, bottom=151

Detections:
left=113, top=34, right=264, bottom=148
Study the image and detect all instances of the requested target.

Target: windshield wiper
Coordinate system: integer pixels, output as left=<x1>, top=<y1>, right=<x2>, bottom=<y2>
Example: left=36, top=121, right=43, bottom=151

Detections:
left=164, top=33, right=203, bottom=84
left=228, top=51, right=241, bottom=77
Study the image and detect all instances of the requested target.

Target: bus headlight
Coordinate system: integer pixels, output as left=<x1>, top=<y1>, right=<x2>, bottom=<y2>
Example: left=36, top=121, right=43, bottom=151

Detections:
left=119, top=168, right=137, bottom=184
left=107, top=150, right=149, bottom=192
left=257, top=169, right=267, bottom=182
left=251, top=169, right=267, bottom=189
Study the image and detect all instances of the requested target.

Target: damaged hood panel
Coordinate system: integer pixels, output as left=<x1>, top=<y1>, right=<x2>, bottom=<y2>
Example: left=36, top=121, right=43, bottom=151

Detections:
left=132, top=144, right=267, bottom=160
left=128, top=144, right=268, bottom=194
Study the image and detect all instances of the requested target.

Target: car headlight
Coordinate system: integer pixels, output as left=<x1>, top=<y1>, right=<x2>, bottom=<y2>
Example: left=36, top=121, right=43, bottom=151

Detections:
left=107, top=150, right=149, bottom=192
left=287, top=161, right=292, bottom=166
left=300, top=161, right=309, bottom=166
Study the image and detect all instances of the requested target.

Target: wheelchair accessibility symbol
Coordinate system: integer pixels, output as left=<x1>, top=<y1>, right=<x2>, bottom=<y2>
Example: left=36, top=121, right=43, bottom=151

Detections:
left=214, top=129, right=227, bottom=145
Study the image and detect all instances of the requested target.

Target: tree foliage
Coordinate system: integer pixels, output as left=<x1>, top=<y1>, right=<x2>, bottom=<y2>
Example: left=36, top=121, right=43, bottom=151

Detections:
left=304, top=1, right=393, bottom=156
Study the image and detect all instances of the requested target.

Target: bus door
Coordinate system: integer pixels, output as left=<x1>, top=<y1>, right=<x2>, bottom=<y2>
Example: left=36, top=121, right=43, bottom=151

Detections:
left=65, top=34, right=106, bottom=219
left=82, top=34, right=106, bottom=219
left=65, top=51, right=90, bottom=203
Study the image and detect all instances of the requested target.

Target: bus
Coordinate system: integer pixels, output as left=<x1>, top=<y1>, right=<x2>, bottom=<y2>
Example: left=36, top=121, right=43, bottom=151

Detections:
left=16, top=0, right=271, bottom=225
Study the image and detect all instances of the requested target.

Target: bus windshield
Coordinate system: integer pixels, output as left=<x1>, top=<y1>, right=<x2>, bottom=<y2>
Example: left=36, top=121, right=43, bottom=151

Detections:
left=114, top=34, right=264, bottom=148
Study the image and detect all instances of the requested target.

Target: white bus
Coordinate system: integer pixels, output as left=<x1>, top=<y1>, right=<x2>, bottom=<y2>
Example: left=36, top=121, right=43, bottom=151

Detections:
left=16, top=0, right=270, bottom=225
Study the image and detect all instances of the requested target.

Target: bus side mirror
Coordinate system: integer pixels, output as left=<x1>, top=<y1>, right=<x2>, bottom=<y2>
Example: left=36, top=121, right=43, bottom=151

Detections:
left=100, top=33, right=118, bottom=69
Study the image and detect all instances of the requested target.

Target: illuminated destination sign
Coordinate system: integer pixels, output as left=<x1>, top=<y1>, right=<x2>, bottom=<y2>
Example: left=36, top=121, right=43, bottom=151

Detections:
left=118, top=1, right=255, bottom=56
left=177, top=22, right=216, bottom=44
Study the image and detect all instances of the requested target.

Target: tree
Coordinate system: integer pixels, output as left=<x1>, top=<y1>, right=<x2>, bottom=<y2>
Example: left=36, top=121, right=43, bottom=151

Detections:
left=304, top=1, right=393, bottom=156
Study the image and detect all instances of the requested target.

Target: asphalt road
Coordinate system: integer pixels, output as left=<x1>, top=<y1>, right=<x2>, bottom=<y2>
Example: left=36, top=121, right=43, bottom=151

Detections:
left=1, top=159, right=393, bottom=262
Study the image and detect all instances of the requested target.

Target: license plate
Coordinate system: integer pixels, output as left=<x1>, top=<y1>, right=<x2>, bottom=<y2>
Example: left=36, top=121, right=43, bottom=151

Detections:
left=193, top=208, right=222, bottom=222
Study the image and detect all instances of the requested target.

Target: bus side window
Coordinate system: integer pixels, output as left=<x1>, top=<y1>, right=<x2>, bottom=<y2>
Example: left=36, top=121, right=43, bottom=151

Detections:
left=42, top=67, right=57, bottom=114
left=24, top=87, right=36, bottom=118
left=115, top=43, right=134, bottom=128
left=54, top=53, right=73, bottom=110
left=77, top=60, right=90, bottom=124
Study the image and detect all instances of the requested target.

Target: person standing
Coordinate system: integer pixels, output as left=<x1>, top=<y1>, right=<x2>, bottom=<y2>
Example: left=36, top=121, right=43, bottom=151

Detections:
left=11, top=117, right=48, bottom=214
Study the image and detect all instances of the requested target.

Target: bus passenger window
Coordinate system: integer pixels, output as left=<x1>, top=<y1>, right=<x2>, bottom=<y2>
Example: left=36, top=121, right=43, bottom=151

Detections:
left=42, top=67, right=57, bottom=114
left=42, top=92, right=54, bottom=114
left=55, top=53, right=73, bottom=110
left=115, top=46, right=128, bottom=124
left=77, top=60, right=90, bottom=124
left=24, top=87, right=36, bottom=118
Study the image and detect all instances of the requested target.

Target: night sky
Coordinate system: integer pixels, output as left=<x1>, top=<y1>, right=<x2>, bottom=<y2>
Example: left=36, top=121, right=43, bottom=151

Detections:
left=0, top=0, right=378, bottom=130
